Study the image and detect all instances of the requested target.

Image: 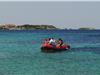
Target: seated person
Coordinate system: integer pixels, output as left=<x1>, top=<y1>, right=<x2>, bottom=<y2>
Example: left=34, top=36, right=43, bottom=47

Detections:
left=44, top=38, right=50, bottom=44
left=56, top=38, right=63, bottom=48
left=49, top=38, right=56, bottom=47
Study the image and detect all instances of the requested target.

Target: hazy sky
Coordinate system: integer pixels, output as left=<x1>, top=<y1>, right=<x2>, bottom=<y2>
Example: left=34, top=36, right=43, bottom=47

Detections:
left=0, top=1, right=100, bottom=29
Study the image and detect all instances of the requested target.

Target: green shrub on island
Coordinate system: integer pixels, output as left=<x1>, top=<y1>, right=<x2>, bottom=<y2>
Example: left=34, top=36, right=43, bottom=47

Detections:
left=0, top=24, right=57, bottom=30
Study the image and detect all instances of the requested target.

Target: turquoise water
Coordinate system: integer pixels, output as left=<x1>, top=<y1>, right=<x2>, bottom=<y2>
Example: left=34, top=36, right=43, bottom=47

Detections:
left=0, top=30, right=100, bottom=75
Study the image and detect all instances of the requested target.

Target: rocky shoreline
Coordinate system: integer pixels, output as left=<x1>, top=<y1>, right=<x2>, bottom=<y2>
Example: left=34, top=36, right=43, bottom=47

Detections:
left=0, top=24, right=58, bottom=30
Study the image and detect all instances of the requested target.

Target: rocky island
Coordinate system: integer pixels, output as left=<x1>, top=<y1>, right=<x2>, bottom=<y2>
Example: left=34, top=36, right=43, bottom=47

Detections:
left=78, top=27, right=95, bottom=30
left=0, top=24, right=58, bottom=30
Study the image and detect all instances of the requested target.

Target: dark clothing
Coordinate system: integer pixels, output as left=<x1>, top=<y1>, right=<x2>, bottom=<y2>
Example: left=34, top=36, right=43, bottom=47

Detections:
left=58, top=40, right=63, bottom=46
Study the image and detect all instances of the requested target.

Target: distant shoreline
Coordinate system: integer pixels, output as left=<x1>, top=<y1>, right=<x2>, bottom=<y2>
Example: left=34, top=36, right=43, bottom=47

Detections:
left=0, top=29, right=100, bottom=31
left=0, top=24, right=98, bottom=30
left=0, top=24, right=58, bottom=30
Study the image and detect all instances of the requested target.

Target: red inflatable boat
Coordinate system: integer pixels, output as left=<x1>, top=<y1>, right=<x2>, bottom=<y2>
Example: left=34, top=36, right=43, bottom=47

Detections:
left=41, top=43, right=70, bottom=52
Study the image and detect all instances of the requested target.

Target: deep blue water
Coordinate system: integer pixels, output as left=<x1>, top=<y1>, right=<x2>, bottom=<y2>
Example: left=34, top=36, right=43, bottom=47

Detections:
left=0, top=30, right=100, bottom=75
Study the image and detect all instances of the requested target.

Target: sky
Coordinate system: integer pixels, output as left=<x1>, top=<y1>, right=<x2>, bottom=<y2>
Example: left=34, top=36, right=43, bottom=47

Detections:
left=0, top=1, right=100, bottom=29
left=0, top=0, right=100, bottom=1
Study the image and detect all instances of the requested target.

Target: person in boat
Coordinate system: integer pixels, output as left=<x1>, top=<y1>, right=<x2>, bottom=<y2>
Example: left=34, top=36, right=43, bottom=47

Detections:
left=56, top=38, right=63, bottom=48
left=44, top=39, right=48, bottom=44
left=44, top=38, right=50, bottom=44
left=49, top=38, right=56, bottom=47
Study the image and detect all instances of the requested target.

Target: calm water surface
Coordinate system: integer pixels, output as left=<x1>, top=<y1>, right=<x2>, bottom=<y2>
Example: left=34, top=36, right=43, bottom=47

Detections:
left=0, top=30, right=100, bottom=75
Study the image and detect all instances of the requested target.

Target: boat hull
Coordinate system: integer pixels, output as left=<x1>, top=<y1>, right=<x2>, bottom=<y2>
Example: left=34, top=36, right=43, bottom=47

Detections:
left=41, top=46, right=69, bottom=53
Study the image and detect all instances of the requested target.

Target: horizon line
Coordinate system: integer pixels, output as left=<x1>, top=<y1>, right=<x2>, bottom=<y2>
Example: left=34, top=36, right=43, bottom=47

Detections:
left=0, top=23, right=99, bottom=29
left=0, top=0, right=100, bottom=1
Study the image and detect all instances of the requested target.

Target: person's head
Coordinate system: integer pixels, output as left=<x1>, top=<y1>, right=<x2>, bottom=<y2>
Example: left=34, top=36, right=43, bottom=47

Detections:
left=45, top=39, right=47, bottom=41
left=58, top=38, right=62, bottom=41
left=51, top=38, right=54, bottom=39
left=48, top=38, right=51, bottom=40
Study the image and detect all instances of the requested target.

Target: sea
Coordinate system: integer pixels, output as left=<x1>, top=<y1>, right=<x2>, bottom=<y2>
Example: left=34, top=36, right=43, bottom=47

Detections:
left=0, top=30, right=100, bottom=75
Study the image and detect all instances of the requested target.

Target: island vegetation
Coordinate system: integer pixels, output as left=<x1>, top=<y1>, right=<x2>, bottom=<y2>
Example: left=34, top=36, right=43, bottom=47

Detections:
left=78, top=27, right=95, bottom=30
left=0, top=24, right=58, bottom=30
left=0, top=24, right=97, bottom=30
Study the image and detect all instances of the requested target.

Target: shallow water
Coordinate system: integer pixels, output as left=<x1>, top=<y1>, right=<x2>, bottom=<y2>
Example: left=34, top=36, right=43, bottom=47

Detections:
left=0, top=30, right=100, bottom=75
